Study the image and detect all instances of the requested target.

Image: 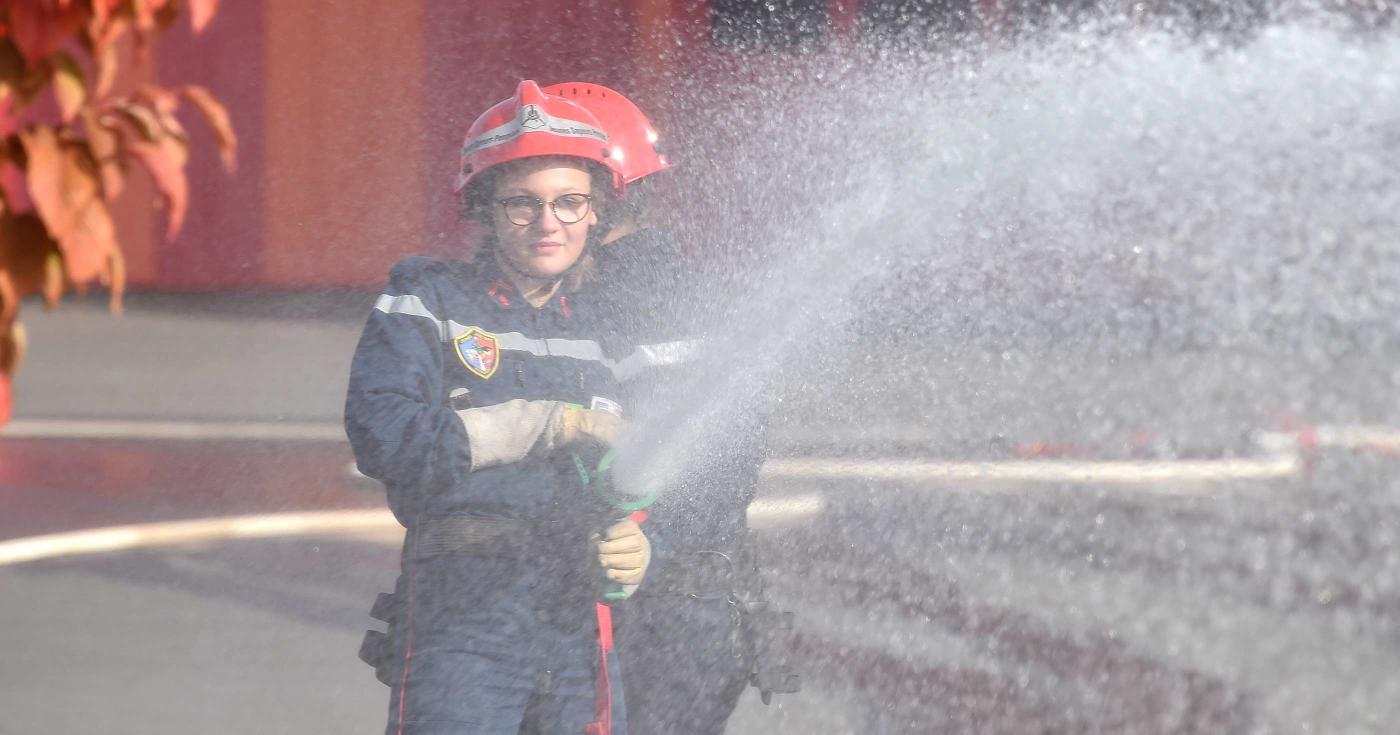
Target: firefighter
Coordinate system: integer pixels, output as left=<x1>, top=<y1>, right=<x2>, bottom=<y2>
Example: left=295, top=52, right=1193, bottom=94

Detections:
left=346, top=80, right=651, bottom=735
left=545, top=82, right=797, bottom=735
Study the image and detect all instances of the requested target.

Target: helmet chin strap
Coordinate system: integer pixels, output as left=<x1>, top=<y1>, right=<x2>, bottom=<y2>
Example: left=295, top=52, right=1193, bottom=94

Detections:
left=494, top=248, right=565, bottom=308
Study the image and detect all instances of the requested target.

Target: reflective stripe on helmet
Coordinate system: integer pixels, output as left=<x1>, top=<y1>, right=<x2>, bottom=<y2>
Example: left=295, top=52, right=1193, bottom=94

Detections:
left=455, top=80, right=624, bottom=194
left=462, top=103, right=608, bottom=158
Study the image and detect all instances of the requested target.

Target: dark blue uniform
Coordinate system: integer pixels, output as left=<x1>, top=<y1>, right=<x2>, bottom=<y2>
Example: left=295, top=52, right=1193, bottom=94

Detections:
left=346, top=255, right=628, bottom=735
left=589, top=230, right=766, bottom=735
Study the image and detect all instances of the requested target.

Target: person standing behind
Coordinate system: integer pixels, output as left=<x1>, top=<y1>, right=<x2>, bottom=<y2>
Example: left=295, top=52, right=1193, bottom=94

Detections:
left=546, top=81, right=797, bottom=735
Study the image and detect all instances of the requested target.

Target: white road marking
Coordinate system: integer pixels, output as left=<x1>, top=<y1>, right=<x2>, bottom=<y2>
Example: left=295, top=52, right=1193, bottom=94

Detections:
left=0, top=498, right=828, bottom=566
left=748, top=494, right=827, bottom=528
left=761, top=455, right=1300, bottom=485
left=1256, top=426, right=1400, bottom=456
left=0, top=450, right=1292, bottom=568
left=2, top=418, right=346, bottom=442
left=0, top=420, right=1334, bottom=566
left=0, top=510, right=397, bottom=567
left=1317, top=425, right=1400, bottom=452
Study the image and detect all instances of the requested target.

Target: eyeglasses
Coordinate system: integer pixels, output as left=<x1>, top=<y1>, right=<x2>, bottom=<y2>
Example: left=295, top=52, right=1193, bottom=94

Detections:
left=497, top=194, right=594, bottom=226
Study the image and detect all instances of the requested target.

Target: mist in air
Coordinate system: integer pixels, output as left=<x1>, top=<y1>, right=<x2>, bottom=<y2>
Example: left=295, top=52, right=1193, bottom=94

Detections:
left=4, top=1, right=1400, bottom=733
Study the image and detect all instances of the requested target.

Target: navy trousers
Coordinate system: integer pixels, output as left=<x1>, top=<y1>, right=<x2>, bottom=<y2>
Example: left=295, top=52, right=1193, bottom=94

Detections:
left=615, top=593, right=749, bottom=735
left=383, top=557, right=621, bottom=735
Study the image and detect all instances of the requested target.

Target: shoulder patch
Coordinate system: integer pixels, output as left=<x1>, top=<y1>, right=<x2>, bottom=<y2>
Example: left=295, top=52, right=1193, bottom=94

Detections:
left=454, top=327, right=500, bottom=379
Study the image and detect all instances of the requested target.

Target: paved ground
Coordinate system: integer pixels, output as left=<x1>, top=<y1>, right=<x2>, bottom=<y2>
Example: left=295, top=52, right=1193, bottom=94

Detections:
left=4, top=435, right=1400, bottom=734
left=5, top=293, right=1400, bottom=734
left=11, top=293, right=370, bottom=423
left=0, top=436, right=826, bottom=735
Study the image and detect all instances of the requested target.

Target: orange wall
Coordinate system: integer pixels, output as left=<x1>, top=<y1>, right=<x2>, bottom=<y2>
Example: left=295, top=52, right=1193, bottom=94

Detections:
left=153, top=0, right=267, bottom=288
left=260, top=2, right=428, bottom=288
left=150, top=0, right=648, bottom=289
left=144, top=0, right=431, bottom=289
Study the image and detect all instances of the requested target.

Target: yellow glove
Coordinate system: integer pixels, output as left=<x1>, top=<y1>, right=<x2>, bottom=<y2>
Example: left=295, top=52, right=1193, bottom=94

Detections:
left=559, top=405, right=626, bottom=449
left=595, top=518, right=651, bottom=592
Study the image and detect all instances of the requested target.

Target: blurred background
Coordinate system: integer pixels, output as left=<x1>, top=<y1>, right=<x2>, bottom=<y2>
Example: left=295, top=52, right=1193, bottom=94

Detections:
left=3, top=1, right=1400, bottom=733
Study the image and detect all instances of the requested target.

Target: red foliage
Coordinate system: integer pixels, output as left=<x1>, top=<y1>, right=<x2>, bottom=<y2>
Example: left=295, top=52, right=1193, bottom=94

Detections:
left=0, top=0, right=235, bottom=424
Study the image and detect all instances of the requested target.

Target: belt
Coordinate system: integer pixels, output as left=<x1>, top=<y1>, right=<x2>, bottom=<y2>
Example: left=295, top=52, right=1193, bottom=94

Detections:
left=414, top=514, right=584, bottom=560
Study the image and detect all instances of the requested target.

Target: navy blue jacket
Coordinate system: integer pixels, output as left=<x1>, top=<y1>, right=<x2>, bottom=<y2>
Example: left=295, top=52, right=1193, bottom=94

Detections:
left=345, top=256, right=625, bottom=528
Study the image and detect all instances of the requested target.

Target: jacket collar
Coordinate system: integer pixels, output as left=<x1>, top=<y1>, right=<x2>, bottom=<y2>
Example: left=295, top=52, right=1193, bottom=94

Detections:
left=482, top=261, right=572, bottom=317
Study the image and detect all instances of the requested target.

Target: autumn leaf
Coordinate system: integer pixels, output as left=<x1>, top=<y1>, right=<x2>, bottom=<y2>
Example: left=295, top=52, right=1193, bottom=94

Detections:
left=127, top=136, right=188, bottom=239
left=42, top=248, right=65, bottom=305
left=181, top=84, right=235, bottom=170
left=91, top=32, right=119, bottom=97
left=0, top=40, right=23, bottom=108
left=153, top=0, right=183, bottom=30
left=89, top=0, right=119, bottom=26
left=80, top=107, right=124, bottom=198
left=101, top=248, right=125, bottom=314
left=0, top=273, right=14, bottom=329
left=0, top=319, right=25, bottom=375
left=0, top=319, right=23, bottom=377
left=128, top=0, right=158, bottom=61
left=8, top=1, right=83, bottom=65
left=12, top=135, right=117, bottom=290
left=0, top=142, right=33, bottom=212
left=50, top=51, right=85, bottom=121
left=136, top=84, right=185, bottom=140
left=19, top=126, right=100, bottom=242
left=109, top=101, right=163, bottom=141
left=0, top=212, right=59, bottom=318
left=0, top=202, right=122, bottom=315
left=189, top=0, right=219, bottom=34
left=130, top=0, right=157, bottom=31
left=59, top=194, right=119, bottom=285
left=86, top=12, right=130, bottom=85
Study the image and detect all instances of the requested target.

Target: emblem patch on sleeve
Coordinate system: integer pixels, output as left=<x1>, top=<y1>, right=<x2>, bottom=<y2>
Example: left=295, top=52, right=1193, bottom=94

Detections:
left=454, top=327, right=500, bottom=379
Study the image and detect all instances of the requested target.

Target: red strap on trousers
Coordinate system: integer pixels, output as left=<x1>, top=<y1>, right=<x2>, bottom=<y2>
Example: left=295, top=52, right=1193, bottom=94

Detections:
left=585, top=603, right=615, bottom=735
left=587, top=510, right=647, bottom=735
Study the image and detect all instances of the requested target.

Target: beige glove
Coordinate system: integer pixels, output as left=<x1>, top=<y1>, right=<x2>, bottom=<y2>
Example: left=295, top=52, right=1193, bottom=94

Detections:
left=595, top=518, right=651, bottom=591
left=558, top=405, right=626, bottom=449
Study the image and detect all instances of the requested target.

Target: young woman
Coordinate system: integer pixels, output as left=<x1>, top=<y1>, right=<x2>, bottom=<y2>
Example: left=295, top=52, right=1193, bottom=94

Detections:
left=346, top=80, right=650, bottom=735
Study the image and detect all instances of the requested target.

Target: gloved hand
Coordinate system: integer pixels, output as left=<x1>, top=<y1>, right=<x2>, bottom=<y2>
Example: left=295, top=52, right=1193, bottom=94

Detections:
left=558, top=405, right=625, bottom=450
left=457, top=400, right=626, bottom=470
left=594, top=518, right=651, bottom=592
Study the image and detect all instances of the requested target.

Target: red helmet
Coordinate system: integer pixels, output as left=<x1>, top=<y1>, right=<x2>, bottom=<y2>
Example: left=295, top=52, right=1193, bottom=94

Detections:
left=542, top=82, right=670, bottom=184
left=454, top=80, right=624, bottom=194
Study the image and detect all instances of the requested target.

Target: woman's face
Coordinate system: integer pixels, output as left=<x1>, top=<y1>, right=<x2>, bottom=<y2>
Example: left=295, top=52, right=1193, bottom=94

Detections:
left=489, top=157, right=598, bottom=279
